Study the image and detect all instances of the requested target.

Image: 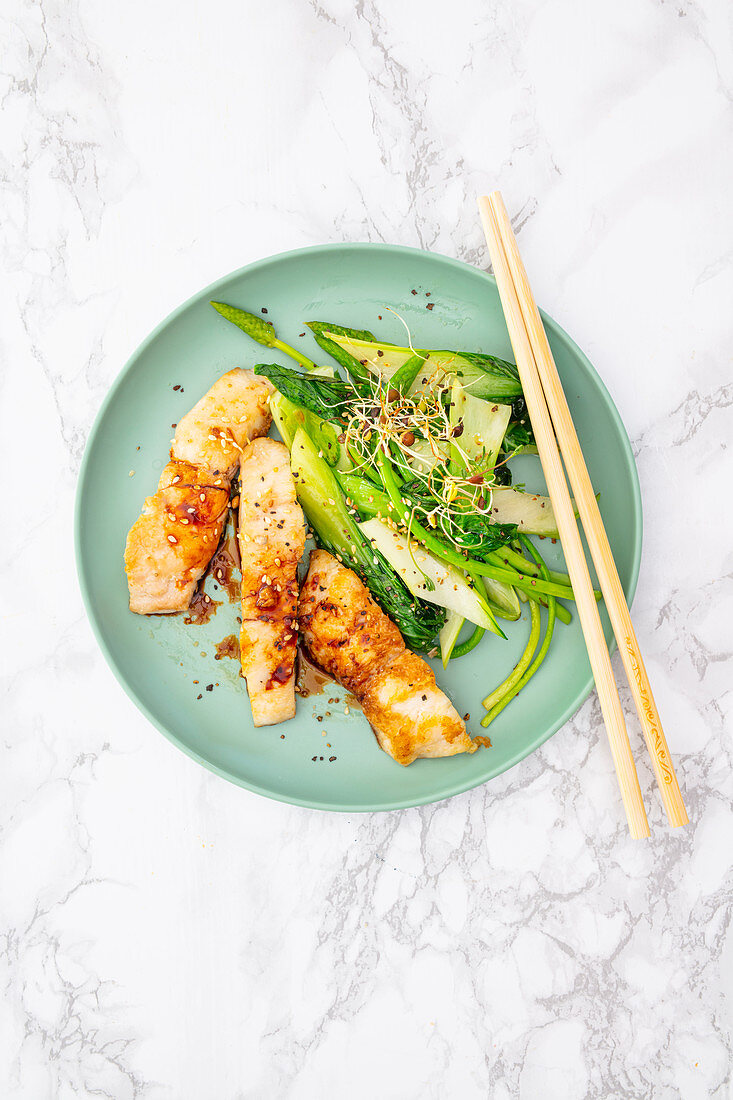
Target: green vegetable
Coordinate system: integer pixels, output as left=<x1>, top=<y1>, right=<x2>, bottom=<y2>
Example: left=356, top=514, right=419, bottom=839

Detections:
left=305, top=322, right=376, bottom=383
left=482, top=577, right=521, bottom=620
left=493, top=544, right=571, bottom=588
left=270, top=392, right=341, bottom=466
left=388, top=353, right=426, bottom=393
left=407, top=436, right=448, bottom=475
left=439, top=611, right=464, bottom=667
left=481, top=537, right=557, bottom=726
left=489, top=486, right=573, bottom=537
left=290, top=429, right=444, bottom=650
left=359, top=517, right=502, bottom=634
left=211, top=301, right=317, bottom=369
left=374, top=450, right=506, bottom=638
left=482, top=601, right=542, bottom=712
left=253, top=363, right=354, bottom=422
left=337, top=473, right=389, bottom=514
left=338, top=469, right=577, bottom=603
left=321, top=330, right=522, bottom=401
left=314, top=329, right=415, bottom=381
left=502, top=397, right=536, bottom=454
left=523, top=589, right=572, bottom=626
left=451, top=624, right=485, bottom=659
left=449, top=379, right=512, bottom=473
left=397, top=476, right=518, bottom=558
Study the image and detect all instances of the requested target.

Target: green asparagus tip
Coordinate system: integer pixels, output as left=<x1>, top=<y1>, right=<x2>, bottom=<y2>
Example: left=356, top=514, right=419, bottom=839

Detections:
left=210, top=301, right=277, bottom=349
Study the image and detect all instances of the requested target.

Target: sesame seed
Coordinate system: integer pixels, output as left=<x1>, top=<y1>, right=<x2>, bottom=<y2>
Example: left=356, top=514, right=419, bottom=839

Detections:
left=128, top=470, right=135, bottom=477
left=167, top=535, right=177, bottom=544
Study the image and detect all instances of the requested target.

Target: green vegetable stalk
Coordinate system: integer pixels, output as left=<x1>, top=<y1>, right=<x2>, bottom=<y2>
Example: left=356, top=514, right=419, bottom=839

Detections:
left=451, top=623, right=485, bottom=659
left=289, top=428, right=444, bottom=651
left=481, top=537, right=557, bottom=726
left=211, top=301, right=317, bottom=369
left=305, top=321, right=375, bottom=384
left=339, top=469, right=579, bottom=603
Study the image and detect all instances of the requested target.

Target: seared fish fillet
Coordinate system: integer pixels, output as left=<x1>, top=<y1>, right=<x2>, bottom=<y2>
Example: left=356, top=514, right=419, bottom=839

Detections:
left=171, top=368, right=271, bottom=476
left=238, top=437, right=306, bottom=726
left=299, top=551, right=477, bottom=765
left=125, top=369, right=272, bottom=614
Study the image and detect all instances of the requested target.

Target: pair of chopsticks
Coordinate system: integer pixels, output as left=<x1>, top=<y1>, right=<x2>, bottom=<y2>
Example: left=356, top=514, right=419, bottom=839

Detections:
left=478, top=192, right=687, bottom=838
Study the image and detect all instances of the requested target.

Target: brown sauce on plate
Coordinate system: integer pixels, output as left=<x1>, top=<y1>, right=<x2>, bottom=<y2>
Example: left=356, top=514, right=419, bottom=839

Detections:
left=214, top=633, right=239, bottom=661
left=296, top=648, right=361, bottom=711
left=184, top=590, right=221, bottom=625
left=296, top=648, right=332, bottom=698
left=209, top=528, right=240, bottom=602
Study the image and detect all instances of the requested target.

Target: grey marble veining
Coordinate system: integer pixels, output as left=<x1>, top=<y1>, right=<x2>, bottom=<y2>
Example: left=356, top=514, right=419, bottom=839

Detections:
left=1, top=0, right=731, bottom=1096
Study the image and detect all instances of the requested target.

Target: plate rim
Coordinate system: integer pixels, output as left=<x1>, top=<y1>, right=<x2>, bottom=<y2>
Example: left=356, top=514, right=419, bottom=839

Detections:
left=74, top=242, right=643, bottom=812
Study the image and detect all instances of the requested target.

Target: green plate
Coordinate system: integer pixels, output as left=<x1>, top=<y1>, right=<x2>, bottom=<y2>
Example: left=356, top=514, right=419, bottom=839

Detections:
left=75, top=244, right=641, bottom=811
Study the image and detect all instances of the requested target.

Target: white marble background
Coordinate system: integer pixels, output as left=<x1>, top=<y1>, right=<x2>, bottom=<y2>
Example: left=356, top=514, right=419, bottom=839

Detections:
left=1, top=0, right=732, bottom=1096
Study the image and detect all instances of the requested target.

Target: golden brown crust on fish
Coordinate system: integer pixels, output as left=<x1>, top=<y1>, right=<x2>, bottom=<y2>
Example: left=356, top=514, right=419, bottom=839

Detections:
left=238, top=438, right=306, bottom=726
left=125, top=369, right=272, bottom=615
left=299, top=551, right=477, bottom=765
left=124, top=461, right=230, bottom=615
left=172, top=369, right=273, bottom=476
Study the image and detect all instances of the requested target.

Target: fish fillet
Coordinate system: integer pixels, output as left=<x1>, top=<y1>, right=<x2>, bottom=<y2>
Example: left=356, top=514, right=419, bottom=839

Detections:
left=299, top=550, right=477, bottom=765
left=238, top=437, right=306, bottom=726
left=125, top=369, right=272, bottom=614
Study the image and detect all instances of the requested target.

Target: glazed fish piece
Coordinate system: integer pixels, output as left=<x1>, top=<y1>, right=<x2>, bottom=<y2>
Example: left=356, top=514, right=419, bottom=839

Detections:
left=171, top=368, right=272, bottom=475
left=238, top=437, right=306, bottom=726
left=125, top=369, right=272, bottom=615
left=125, top=460, right=230, bottom=615
left=299, top=550, right=477, bottom=765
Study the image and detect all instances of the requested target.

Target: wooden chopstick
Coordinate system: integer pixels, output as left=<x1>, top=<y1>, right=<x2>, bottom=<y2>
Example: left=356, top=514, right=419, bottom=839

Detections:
left=488, top=191, right=688, bottom=829
left=478, top=195, right=650, bottom=839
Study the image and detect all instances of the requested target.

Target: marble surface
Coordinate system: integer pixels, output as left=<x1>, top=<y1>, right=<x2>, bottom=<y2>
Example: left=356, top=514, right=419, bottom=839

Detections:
left=1, top=0, right=732, bottom=1095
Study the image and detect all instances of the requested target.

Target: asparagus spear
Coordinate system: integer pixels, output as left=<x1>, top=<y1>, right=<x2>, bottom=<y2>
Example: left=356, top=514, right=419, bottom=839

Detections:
left=211, top=301, right=317, bottom=370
